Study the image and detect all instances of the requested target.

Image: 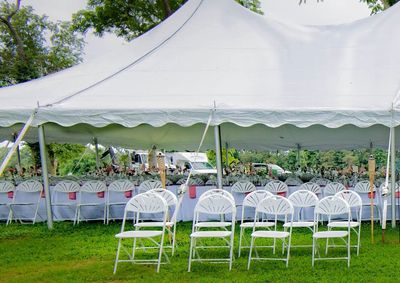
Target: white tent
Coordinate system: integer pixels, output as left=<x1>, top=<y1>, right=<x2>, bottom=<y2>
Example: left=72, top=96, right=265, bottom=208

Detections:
left=1, top=0, right=400, bottom=150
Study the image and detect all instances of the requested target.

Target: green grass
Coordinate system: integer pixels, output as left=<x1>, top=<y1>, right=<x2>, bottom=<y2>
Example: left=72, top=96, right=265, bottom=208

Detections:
left=1, top=222, right=400, bottom=283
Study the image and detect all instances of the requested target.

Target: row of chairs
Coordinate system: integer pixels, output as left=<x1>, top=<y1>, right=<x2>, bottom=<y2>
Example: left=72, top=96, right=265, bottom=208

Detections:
left=114, top=188, right=362, bottom=273
left=0, top=179, right=164, bottom=225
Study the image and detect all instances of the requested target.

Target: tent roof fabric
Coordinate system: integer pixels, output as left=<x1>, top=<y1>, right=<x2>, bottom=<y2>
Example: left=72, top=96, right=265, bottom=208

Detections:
left=1, top=0, right=400, bottom=149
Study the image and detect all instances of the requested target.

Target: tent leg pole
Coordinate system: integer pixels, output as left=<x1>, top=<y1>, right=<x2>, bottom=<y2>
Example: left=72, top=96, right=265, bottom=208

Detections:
left=38, top=125, right=53, bottom=230
left=214, top=126, right=223, bottom=189
left=94, top=137, right=100, bottom=170
left=13, top=133, right=21, bottom=171
left=391, top=127, right=396, bottom=228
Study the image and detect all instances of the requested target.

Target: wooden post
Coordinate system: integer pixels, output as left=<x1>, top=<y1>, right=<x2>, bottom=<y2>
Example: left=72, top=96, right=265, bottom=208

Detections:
left=157, top=153, right=166, bottom=189
left=368, top=156, right=375, bottom=243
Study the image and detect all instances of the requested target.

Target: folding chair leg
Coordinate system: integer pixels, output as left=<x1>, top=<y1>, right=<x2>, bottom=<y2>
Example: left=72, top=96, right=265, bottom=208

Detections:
left=229, top=234, right=234, bottom=271
left=157, top=238, right=164, bottom=273
left=188, top=237, right=194, bottom=272
left=172, top=225, right=177, bottom=256
left=238, top=228, right=243, bottom=257
left=113, top=239, right=122, bottom=274
left=247, top=237, right=255, bottom=270
left=312, top=238, right=315, bottom=267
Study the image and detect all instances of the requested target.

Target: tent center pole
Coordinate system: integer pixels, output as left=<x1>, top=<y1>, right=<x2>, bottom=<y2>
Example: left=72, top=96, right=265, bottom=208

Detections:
left=391, top=127, right=396, bottom=228
left=38, top=125, right=53, bottom=230
left=214, top=126, right=223, bottom=189
left=93, top=137, right=100, bottom=170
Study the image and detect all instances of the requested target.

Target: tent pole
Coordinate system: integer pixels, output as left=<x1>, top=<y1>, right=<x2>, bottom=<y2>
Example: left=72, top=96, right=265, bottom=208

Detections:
left=38, top=125, right=53, bottom=230
left=214, top=125, right=223, bottom=189
left=93, top=137, right=100, bottom=170
left=296, top=144, right=301, bottom=169
left=391, top=127, right=396, bottom=228
left=225, top=142, right=229, bottom=171
left=12, top=133, right=21, bottom=172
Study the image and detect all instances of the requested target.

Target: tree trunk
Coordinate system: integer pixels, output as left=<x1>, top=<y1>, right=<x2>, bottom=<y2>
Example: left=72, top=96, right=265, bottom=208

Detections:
left=161, top=0, right=173, bottom=19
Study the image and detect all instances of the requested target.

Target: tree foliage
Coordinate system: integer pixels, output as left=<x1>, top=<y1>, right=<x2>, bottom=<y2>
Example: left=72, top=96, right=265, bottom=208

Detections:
left=0, top=0, right=84, bottom=87
left=72, top=0, right=263, bottom=41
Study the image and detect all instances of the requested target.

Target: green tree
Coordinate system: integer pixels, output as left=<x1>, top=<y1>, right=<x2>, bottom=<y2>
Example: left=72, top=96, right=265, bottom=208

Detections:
left=72, top=0, right=263, bottom=41
left=0, top=0, right=84, bottom=86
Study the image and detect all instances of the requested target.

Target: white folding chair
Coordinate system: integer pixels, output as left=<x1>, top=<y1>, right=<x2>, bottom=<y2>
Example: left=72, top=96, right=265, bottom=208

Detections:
left=247, top=195, right=294, bottom=269
left=238, top=190, right=274, bottom=257
left=113, top=192, right=169, bottom=273
left=284, top=190, right=319, bottom=248
left=264, top=180, right=288, bottom=197
left=76, top=180, right=107, bottom=224
left=327, top=190, right=362, bottom=255
left=188, top=194, right=236, bottom=271
left=323, top=182, right=345, bottom=197
left=353, top=180, right=380, bottom=222
left=312, top=196, right=351, bottom=267
left=8, top=180, right=44, bottom=224
left=138, top=180, right=163, bottom=193
left=0, top=180, right=14, bottom=223
left=51, top=180, right=80, bottom=224
left=106, top=179, right=135, bottom=224
left=231, top=181, right=256, bottom=194
left=134, top=188, right=179, bottom=255
left=299, top=182, right=322, bottom=198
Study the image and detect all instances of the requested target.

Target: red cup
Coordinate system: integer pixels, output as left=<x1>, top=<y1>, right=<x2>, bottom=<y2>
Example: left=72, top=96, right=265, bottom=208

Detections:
left=396, top=191, right=400, bottom=198
left=368, top=192, right=376, bottom=199
left=7, top=191, right=14, bottom=199
left=68, top=192, right=77, bottom=200
left=97, top=191, right=105, bottom=198
left=277, top=192, right=286, bottom=197
left=41, top=190, right=46, bottom=198
left=124, top=190, right=132, bottom=198
left=189, top=185, right=196, bottom=199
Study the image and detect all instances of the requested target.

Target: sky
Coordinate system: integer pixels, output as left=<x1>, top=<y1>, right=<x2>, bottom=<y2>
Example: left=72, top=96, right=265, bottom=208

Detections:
left=21, top=0, right=373, bottom=61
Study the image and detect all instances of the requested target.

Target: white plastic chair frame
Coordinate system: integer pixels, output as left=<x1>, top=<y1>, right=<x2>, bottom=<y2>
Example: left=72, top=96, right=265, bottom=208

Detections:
left=323, top=182, right=345, bottom=197
left=8, top=180, right=44, bottom=225
left=238, top=190, right=274, bottom=257
left=264, top=180, right=288, bottom=196
left=231, top=181, right=256, bottom=194
left=138, top=180, right=163, bottom=193
left=312, top=196, right=351, bottom=267
left=134, top=188, right=179, bottom=255
left=299, top=182, right=321, bottom=197
left=284, top=190, right=319, bottom=248
left=188, top=194, right=236, bottom=271
left=106, top=179, right=135, bottom=224
left=0, top=180, right=14, bottom=223
left=247, top=195, right=294, bottom=269
left=353, top=181, right=380, bottom=222
left=52, top=180, right=80, bottom=224
left=76, top=180, right=107, bottom=224
left=327, top=190, right=362, bottom=255
left=114, top=192, right=169, bottom=273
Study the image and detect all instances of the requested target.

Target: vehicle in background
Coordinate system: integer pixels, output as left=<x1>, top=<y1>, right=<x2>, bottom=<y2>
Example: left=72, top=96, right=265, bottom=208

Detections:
left=166, top=152, right=217, bottom=175
left=252, top=163, right=291, bottom=175
left=130, top=150, right=175, bottom=171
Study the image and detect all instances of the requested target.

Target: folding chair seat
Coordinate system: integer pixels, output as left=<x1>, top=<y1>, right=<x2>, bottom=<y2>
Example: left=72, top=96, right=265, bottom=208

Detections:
left=106, top=179, right=135, bottom=224
left=264, top=180, right=288, bottom=197
left=138, top=180, right=163, bottom=193
left=238, top=190, right=274, bottom=257
left=188, top=194, right=236, bottom=271
left=283, top=190, right=319, bottom=248
left=76, top=180, right=107, bottom=224
left=327, top=190, right=362, bottom=255
left=51, top=180, right=80, bottom=223
left=323, top=182, right=345, bottom=197
left=247, top=195, right=294, bottom=269
left=8, top=180, right=44, bottom=224
left=114, top=192, right=169, bottom=273
left=0, top=180, right=14, bottom=222
left=299, top=182, right=322, bottom=198
left=312, top=196, right=351, bottom=267
left=353, top=180, right=380, bottom=222
left=134, top=188, right=179, bottom=255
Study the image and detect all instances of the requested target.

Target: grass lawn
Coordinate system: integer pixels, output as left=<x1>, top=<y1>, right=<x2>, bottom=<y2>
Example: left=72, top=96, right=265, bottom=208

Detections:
left=1, top=221, right=400, bottom=283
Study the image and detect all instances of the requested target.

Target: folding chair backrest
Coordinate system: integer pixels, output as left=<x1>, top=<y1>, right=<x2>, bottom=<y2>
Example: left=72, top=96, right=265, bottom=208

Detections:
left=54, top=180, right=80, bottom=192
left=81, top=180, right=107, bottom=193
left=335, top=190, right=362, bottom=208
left=288, top=190, right=319, bottom=208
left=243, top=190, right=273, bottom=208
left=299, top=182, right=321, bottom=195
left=125, top=192, right=168, bottom=214
left=354, top=180, right=375, bottom=193
left=256, top=195, right=293, bottom=216
left=324, top=182, right=345, bottom=196
left=199, top=189, right=235, bottom=203
left=108, top=179, right=135, bottom=192
left=16, top=180, right=43, bottom=193
left=231, top=181, right=256, bottom=194
left=264, top=180, right=288, bottom=194
left=315, top=196, right=350, bottom=216
left=313, top=178, right=331, bottom=187
left=138, top=180, right=163, bottom=193
left=149, top=188, right=177, bottom=207
left=0, top=180, right=14, bottom=193
left=195, top=194, right=236, bottom=215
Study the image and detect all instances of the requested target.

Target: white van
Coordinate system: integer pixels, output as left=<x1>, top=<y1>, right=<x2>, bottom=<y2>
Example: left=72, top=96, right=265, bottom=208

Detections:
left=167, top=152, right=217, bottom=175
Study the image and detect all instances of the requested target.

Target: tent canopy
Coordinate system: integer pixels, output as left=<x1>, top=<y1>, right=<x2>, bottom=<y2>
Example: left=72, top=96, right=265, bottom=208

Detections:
left=1, top=0, right=400, bottom=149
